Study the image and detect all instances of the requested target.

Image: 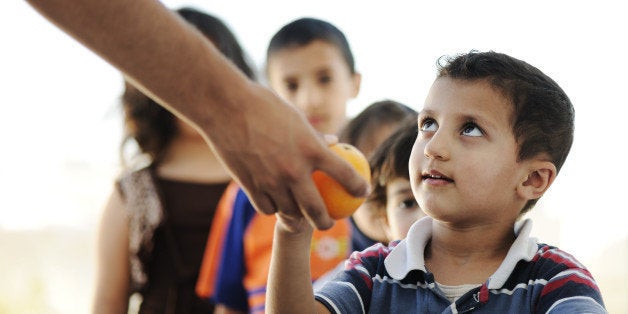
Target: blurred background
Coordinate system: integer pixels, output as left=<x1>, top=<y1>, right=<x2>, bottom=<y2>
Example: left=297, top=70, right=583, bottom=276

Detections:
left=1, top=0, right=626, bottom=313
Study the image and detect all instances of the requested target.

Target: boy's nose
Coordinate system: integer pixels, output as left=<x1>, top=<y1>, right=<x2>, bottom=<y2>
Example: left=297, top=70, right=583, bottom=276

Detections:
left=423, top=132, right=450, bottom=161
left=296, top=86, right=323, bottom=110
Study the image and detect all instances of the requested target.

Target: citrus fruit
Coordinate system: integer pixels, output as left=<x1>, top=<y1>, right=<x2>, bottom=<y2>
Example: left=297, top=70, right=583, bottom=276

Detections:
left=312, top=143, right=371, bottom=220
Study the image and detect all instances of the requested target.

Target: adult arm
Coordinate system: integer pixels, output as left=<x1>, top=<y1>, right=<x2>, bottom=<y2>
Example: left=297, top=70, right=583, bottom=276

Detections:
left=93, top=188, right=130, bottom=314
left=25, top=0, right=369, bottom=229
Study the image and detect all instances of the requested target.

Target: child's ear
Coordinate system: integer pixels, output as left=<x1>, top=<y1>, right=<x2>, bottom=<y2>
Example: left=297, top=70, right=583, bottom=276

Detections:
left=517, top=160, right=557, bottom=200
left=350, top=72, right=362, bottom=98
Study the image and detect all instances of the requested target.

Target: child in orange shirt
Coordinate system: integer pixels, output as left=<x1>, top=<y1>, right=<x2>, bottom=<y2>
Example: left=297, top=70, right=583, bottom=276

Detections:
left=199, top=17, right=361, bottom=314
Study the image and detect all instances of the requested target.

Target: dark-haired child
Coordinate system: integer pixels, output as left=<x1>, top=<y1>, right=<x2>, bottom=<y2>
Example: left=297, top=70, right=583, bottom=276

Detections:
left=267, top=51, right=606, bottom=313
left=203, top=17, right=361, bottom=314
left=94, top=7, right=256, bottom=313
left=339, top=100, right=417, bottom=251
left=367, top=119, right=425, bottom=244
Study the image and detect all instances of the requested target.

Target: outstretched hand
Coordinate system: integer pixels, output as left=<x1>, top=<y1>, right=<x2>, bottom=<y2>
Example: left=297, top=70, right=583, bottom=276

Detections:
left=204, top=81, right=369, bottom=230
left=24, top=0, right=369, bottom=231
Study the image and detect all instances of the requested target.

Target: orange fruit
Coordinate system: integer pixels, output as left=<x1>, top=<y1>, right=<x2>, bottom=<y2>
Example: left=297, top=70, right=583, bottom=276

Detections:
left=312, top=143, right=371, bottom=220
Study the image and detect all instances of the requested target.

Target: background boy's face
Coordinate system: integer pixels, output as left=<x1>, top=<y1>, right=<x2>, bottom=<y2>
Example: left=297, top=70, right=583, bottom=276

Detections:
left=384, top=177, right=424, bottom=241
left=409, top=78, right=528, bottom=226
left=356, top=122, right=400, bottom=159
left=267, top=39, right=360, bottom=135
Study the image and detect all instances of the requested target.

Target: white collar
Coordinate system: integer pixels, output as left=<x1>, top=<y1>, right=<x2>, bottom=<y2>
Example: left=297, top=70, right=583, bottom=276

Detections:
left=384, top=217, right=538, bottom=289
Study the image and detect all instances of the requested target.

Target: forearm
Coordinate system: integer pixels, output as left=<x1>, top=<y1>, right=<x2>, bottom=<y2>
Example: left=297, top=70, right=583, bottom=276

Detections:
left=266, top=222, right=317, bottom=313
left=25, top=0, right=249, bottom=131
left=26, top=0, right=370, bottom=227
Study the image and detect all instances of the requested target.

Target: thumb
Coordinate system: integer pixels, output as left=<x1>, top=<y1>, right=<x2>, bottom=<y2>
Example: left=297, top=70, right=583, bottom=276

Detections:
left=316, top=145, right=370, bottom=198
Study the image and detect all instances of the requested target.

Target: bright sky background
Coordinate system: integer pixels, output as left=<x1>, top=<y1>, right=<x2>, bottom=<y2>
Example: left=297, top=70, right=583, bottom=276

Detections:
left=1, top=0, right=627, bottom=312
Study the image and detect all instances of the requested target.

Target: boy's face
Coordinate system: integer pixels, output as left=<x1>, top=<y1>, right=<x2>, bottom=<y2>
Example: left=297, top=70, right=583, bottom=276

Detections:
left=356, top=122, right=400, bottom=159
left=384, top=177, right=424, bottom=241
left=267, top=40, right=361, bottom=135
left=409, top=78, right=527, bottom=226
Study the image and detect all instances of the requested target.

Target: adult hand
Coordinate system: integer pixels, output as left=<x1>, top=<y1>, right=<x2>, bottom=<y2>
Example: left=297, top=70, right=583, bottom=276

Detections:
left=203, top=81, right=369, bottom=230
left=25, top=0, right=369, bottom=230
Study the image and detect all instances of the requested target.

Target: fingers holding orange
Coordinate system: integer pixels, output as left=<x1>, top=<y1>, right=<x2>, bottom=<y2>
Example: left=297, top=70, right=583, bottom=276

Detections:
left=312, top=143, right=371, bottom=220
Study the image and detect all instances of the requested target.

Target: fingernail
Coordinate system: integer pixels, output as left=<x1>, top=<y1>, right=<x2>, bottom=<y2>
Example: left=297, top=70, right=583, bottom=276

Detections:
left=323, top=134, right=338, bottom=145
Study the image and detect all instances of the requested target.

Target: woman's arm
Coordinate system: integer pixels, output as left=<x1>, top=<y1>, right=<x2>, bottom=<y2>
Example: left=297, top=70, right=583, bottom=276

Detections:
left=93, top=188, right=130, bottom=314
left=25, top=0, right=369, bottom=230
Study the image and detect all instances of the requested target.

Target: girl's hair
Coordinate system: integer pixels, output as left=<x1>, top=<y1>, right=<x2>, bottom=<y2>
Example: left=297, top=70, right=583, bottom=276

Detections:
left=339, top=99, right=416, bottom=155
left=367, top=119, right=418, bottom=208
left=266, top=17, right=356, bottom=74
left=121, top=7, right=256, bottom=165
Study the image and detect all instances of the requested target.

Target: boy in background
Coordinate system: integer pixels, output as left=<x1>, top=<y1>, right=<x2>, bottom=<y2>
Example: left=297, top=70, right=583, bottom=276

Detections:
left=367, top=118, right=425, bottom=244
left=313, top=118, right=423, bottom=291
left=339, top=100, right=417, bottom=251
left=267, top=51, right=606, bottom=313
left=198, top=17, right=361, bottom=314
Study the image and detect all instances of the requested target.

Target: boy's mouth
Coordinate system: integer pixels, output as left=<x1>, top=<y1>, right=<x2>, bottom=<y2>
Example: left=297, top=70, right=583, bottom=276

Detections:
left=421, top=170, right=454, bottom=183
left=308, top=116, right=322, bottom=125
left=307, top=114, right=326, bottom=126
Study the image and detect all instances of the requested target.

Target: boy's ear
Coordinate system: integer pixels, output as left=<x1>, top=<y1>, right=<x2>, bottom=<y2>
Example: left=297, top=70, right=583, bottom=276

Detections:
left=350, top=72, right=362, bottom=98
left=517, top=160, right=557, bottom=200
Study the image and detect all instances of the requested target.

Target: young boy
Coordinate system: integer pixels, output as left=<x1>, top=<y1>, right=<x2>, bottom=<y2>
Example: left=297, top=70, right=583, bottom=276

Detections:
left=199, top=17, right=361, bottom=314
left=265, top=17, right=361, bottom=135
left=339, top=100, right=418, bottom=251
left=367, top=118, right=425, bottom=243
left=313, top=118, right=423, bottom=291
left=267, top=51, right=607, bottom=313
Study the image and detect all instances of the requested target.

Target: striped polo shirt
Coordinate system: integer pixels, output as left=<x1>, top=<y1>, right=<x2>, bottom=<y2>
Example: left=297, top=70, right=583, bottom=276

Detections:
left=315, top=217, right=606, bottom=313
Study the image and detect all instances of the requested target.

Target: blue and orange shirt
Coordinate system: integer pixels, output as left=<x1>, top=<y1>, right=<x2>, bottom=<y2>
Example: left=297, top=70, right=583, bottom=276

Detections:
left=197, top=187, right=352, bottom=313
left=195, top=181, right=240, bottom=299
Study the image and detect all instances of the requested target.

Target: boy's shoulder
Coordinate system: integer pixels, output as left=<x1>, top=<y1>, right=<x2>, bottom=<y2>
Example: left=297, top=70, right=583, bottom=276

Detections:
left=484, top=220, right=599, bottom=290
left=499, top=242, right=606, bottom=313
left=530, top=243, right=587, bottom=269
left=506, top=242, right=594, bottom=282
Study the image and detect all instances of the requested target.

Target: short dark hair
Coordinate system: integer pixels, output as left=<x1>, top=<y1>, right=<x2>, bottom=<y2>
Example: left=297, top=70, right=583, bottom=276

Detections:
left=367, top=119, right=418, bottom=209
left=339, top=100, right=417, bottom=157
left=266, top=17, right=356, bottom=73
left=437, top=51, right=575, bottom=214
left=121, top=8, right=256, bottom=165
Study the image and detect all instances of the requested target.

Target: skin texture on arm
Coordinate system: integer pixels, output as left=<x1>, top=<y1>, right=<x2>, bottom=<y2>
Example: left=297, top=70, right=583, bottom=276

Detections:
left=266, top=215, right=331, bottom=314
left=93, top=188, right=130, bottom=314
left=25, top=0, right=369, bottom=230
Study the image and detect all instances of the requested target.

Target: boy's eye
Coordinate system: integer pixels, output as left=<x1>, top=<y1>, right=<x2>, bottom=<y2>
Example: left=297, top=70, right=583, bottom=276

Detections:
left=397, top=197, right=418, bottom=210
left=461, top=123, right=483, bottom=137
left=419, top=118, right=438, bottom=132
left=318, top=75, right=331, bottom=85
left=286, top=81, right=298, bottom=92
